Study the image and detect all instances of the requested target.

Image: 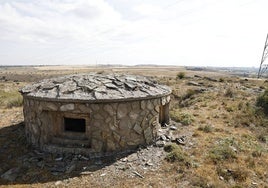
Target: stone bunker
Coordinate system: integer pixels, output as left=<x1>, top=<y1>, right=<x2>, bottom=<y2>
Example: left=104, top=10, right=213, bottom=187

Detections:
left=20, top=73, right=171, bottom=157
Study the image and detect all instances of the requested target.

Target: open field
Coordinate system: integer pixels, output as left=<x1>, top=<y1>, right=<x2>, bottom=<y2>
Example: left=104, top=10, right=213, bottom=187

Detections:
left=0, top=66, right=267, bottom=187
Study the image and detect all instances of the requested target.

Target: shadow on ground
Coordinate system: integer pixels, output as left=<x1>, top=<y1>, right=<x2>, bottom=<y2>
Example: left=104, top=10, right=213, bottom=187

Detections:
left=0, top=122, right=136, bottom=185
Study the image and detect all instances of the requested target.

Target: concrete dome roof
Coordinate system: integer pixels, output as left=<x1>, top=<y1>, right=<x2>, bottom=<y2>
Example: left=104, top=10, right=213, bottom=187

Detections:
left=20, top=73, right=171, bottom=102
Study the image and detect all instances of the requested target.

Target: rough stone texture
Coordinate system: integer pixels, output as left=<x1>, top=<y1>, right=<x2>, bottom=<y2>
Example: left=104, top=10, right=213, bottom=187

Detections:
left=60, top=103, right=74, bottom=111
left=20, top=73, right=171, bottom=102
left=23, top=96, right=170, bottom=155
left=133, top=124, right=143, bottom=135
left=21, top=73, right=171, bottom=156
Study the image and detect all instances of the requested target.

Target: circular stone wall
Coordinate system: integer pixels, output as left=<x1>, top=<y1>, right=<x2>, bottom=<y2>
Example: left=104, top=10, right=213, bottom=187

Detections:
left=20, top=73, right=171, bottom=157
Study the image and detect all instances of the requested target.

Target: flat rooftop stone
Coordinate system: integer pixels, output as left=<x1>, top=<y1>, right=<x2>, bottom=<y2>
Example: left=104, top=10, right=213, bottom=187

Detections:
left=20, top=73, right=171, bottom=102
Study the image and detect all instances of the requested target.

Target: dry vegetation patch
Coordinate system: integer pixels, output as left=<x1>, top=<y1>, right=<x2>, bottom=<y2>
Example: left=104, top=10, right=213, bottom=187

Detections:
left=0, top=82, right=27, bottom=109
left=166, top=73, right=268, bottom=187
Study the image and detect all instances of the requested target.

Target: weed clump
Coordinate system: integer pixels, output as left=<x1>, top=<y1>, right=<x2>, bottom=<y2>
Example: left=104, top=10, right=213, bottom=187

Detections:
left=96, top=70, right=104, bottom=74
left=198, top=125, right=213, bottom=133
left=6, top=96, right=23, bottom=108
left=177, top=72, right=185, bottom=79
left=251, top=149, right=263, bottom=158
left=191, top=176, right=211, bottom=188
left=209, top=139, right=237, bottom=164
left=0, top=90, right=23, bottom=108
left=170, top=110, right=194, bottom=125
left=164, top=144, right=191, bottom=166
left=257, top=133, right=267, bottom=143
left=182, top=89, right=198, bottom=100
left=225, top=106, right=234, bottom=112
left=216, top=166, right=249, bottom=182
left=225, top=87, right=235, bottom=98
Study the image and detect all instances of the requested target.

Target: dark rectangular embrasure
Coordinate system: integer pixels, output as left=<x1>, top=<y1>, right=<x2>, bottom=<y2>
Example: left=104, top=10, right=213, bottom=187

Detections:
left=64, top=117, right=86, bottom=133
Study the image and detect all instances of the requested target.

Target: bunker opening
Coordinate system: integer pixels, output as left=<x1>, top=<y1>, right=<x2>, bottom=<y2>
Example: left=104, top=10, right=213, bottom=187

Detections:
left=159, top=103, right=170, bottom=126
left=64, top=117, right=86, bottom=133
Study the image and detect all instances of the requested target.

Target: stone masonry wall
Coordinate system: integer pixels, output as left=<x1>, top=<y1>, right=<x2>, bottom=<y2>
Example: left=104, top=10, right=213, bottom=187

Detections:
left=23, top=95, right=170, bottom=155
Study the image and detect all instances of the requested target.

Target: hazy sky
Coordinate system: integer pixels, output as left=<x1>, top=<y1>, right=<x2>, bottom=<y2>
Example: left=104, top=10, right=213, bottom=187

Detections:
left=0, top=0, right=268, bottom=67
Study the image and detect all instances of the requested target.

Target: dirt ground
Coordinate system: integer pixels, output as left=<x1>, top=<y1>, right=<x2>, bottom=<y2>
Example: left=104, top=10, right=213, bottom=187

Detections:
left=0, top=66, right=267, bottom=187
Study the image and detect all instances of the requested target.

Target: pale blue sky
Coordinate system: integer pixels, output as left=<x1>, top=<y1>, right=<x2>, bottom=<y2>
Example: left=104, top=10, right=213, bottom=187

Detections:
left=0, top=0, right=267, bottom=67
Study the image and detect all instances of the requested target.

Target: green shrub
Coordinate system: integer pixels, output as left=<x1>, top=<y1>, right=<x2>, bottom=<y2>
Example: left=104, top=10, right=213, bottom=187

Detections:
left=164, top=144, right=190, bottom=166
left=182, top=89, right=198, bottom=100
left=256, top=88, right=268, bottom=115
left=209, top=139, right=237, bottom=163
left=164, top=143, right=178, bottom=152
left=170, top=110, right=194, bottom=125
left=177, top=72, right=185, bottom=79
left=198, top=125, right=213, bottom=133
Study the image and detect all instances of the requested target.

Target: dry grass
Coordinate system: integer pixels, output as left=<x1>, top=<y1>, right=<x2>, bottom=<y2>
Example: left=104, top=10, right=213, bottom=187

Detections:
left=0, top=83, right=24, bottom=108
left=166, top=72, right=268, bottom=187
